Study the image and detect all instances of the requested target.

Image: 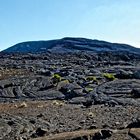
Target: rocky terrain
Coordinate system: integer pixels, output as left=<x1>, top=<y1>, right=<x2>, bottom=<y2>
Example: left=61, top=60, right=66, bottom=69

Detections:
left=0, top=38, right=140, bottom=140
left=3, top=37, right=140, bottom=54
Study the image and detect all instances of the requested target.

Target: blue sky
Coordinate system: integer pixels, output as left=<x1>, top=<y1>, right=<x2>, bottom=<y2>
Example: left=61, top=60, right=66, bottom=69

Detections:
left=0, top=0, right=140, bottom=51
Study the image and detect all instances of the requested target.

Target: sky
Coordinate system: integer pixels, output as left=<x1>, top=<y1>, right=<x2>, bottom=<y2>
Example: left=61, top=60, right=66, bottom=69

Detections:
left=0, top=0, right=140, bottom=51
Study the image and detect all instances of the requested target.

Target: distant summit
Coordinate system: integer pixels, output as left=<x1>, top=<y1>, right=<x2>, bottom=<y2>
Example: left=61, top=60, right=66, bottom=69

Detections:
left=2, top=37, right=140, bottom=54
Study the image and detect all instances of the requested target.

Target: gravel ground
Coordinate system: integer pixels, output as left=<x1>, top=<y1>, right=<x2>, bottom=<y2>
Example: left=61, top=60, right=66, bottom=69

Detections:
left=0, top=100, right=139, bottom=140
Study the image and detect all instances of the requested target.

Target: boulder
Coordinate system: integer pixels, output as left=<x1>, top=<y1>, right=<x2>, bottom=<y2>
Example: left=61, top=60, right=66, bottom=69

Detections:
left=60, top=83, right=84, bottom=99
left=69, top=97, right=86, bottom=104
left=133, top=70, right=140, bottom=79
left=0, top=121, right=11, bottom=139
left=37, top=69, right=51, bottom=76
left=115, top=69, right=133, bottom=79
left=37, top=90, right=65, bottom=100
left=131, top=88, right=140, bottom=98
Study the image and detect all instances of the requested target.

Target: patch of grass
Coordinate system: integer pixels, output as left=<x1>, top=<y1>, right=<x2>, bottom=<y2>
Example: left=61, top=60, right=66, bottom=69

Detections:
left=52, top=73, right=62, bottom=85
left=52, top=74, right=61, bottom=81
left=86, top=76, right=97, bottom=82
left=103, top=73, right=115, bottom=81
left=84, top=87, right=94, bottom=92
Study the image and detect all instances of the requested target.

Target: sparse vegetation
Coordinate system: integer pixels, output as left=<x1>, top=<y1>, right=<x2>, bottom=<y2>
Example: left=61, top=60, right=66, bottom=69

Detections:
left=52, top=73, right=62, bottom=85
left=103, top=73, right=116, bottom=81
left=86, top=76, right=97, bottom=81
left=0, top=51, right=139, bottom=140
left=84, top=87, right=94, bottom=92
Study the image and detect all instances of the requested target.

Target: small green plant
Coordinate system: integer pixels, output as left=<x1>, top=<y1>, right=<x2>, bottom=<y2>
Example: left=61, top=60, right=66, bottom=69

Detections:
left=52, top=73, right=62, bottom=85
left=103, top=73, right=115, bottom=81
left=53, top=73, right=61, bottom=80
left=85, top=87, right=94, bottom=92
left=86, top=76, right=97, bottom=82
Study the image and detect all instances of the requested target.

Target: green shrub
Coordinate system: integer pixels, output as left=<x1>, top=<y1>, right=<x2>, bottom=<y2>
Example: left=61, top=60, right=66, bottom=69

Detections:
left=85, top=87, right=94, bottom=92
left=86, top=76, right=97, bottom=82
left=103, top=73, right=115, bottom=81
left=52, top=73, right=62, bottom=84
